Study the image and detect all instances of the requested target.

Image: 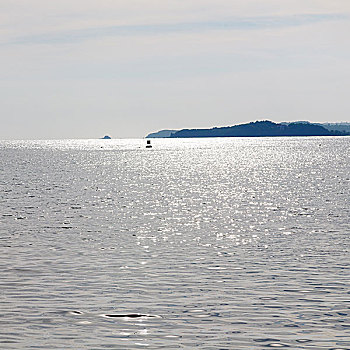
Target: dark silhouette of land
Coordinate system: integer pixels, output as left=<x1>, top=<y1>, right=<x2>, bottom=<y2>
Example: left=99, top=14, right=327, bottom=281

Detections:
left=146, top=121, right=349, bottom=138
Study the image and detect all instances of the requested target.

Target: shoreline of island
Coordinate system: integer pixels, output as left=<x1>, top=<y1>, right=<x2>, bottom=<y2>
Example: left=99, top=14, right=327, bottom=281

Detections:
left=146, top=120, right=350, bottom=138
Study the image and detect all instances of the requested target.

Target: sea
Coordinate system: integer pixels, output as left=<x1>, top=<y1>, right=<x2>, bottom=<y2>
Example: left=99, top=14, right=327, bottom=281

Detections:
left=0, top=137, right=349, bottom=349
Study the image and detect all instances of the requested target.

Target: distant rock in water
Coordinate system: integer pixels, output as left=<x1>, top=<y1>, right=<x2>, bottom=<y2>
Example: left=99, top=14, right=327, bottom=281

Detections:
left=146, top=130, right=177, bottom=138
left=101, top=135, right=111, bottom=139
left=169, top=121, right=349, bottom=138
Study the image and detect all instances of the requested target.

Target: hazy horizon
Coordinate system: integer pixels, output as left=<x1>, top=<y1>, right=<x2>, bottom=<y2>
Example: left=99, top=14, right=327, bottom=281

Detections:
left=1, top=1, right=350, bottom=139
left=0, top=119, right=349, bottom=140
left=1, top=119, right=350, bottom=141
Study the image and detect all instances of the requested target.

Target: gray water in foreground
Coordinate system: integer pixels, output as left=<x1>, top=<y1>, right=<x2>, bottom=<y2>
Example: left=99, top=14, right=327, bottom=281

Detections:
left=0, top=137, right=349, bottom=349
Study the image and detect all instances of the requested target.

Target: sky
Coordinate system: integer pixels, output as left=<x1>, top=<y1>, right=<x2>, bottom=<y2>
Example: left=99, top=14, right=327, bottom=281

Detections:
left=1, top=0, right=350, bottom=139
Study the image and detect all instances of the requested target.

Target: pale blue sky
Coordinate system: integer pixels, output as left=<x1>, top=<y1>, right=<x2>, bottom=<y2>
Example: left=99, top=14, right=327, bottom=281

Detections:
left=1, top=0, right=349, bottom=139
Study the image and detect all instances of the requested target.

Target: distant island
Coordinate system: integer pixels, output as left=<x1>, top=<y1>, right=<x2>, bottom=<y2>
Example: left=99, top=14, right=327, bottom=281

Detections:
left=101, top=135, right=112, bottom=139
left=146, top=121, right=350, bottom=138
left=146, top=130, right=177, bottom=138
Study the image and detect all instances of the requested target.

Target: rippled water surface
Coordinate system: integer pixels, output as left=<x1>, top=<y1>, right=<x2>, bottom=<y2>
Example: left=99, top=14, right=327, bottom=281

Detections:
left=0, top=137, right=349, bottom=349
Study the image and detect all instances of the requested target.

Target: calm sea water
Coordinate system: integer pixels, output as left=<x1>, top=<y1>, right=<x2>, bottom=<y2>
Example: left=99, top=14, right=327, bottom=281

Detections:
left=0, top=137, right=349, bottom=349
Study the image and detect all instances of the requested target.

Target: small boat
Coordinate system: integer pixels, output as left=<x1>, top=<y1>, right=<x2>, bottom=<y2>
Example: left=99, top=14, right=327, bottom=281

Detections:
left=146, top=140, right=152, bottom=148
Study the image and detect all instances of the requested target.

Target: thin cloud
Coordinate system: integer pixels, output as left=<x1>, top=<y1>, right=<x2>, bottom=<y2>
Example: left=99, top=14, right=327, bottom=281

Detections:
left=3, top=13, right=348, bottom=46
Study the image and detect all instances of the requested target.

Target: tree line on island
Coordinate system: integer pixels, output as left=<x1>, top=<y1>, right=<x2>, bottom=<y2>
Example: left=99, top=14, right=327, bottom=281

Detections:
left=146, top=120, right=350, bottom=138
